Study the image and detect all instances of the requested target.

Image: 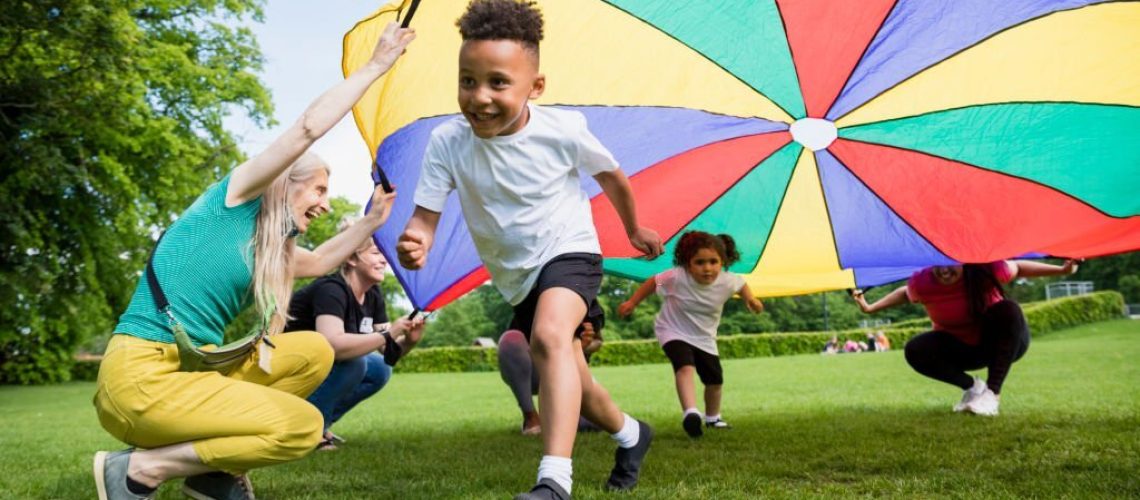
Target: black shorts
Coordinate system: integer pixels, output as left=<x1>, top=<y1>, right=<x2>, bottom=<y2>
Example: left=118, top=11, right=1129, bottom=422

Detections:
left=662, top=340, right=724, bottom=385
left=508, top=253, right=605, bottom=340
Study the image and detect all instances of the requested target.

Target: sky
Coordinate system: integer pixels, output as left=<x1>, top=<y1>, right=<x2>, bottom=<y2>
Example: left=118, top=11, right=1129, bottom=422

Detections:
left=225, top=1, right=402, bottom=211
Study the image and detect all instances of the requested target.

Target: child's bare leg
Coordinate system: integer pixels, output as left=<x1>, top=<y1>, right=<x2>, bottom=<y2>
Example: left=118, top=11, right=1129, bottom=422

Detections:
left=674, top=366, right=699, bottom=411
left=575, top=333, right=653, bottom=492
left=530, top=288, right=587, bottom=458
left=576, top=339, right=623, bottom=432
left=704, top=384, right=723, bottom=417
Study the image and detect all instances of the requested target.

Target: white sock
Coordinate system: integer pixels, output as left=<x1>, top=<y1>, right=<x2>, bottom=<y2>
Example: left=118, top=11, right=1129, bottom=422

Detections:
left=611, top=413, right=640, bottom=449
left=537, top=455, right=572, bottom=493
left=705, top=414, right=721, bottom=423
left=683, top=407, right=701, bottom=417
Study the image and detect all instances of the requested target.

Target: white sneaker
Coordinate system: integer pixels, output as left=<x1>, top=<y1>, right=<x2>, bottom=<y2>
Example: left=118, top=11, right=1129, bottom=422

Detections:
left=953, top=377, right=987, bottom=412
left=966, top=387, right=1000, bottom=416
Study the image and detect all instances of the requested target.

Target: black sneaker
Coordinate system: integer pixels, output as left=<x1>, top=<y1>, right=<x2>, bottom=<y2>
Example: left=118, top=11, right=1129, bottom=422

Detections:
left=605, top=419, right=654, bottom=491
left=705, top=418, right=732, bottom=430
left=682, top=413, right=703, bottom=438
left=513, top=478, right=570, bottom=500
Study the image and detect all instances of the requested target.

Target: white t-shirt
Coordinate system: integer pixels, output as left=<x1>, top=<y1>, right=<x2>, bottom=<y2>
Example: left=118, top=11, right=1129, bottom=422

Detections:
left=654, top=267, right=746, bottom=356
left=414, top=104, right=619, bottom=305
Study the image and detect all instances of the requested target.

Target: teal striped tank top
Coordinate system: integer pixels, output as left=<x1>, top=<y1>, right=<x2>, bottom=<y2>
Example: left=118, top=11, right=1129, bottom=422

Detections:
left=115, top=175, right=262, bottom=346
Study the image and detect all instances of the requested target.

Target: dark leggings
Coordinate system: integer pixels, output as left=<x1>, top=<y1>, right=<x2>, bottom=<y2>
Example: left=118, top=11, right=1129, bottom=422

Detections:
left=498, top=330, right=539, bottom=413
left=904, top=300, right=1030, bottom=394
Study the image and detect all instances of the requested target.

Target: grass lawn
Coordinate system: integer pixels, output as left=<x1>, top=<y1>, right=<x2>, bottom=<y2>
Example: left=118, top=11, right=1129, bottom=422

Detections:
left=2, top=319, right=1138, bottom=499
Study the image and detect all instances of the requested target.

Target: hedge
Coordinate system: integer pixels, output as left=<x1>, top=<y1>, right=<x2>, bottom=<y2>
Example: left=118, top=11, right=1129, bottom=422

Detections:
left=837, top=291, right=1125, bottom=335
left=70, top=291, right=1126, bottom=378
left=1019, top=290, right=1125, bottom=338
left=388, top=290, right=1125, bottom=373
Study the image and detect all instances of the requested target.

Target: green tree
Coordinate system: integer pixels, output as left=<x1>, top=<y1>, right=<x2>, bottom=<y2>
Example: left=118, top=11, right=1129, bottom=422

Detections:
left=596, top=275, right=659, bottom=340
left=1118, top=275, right=1140, bottom=304
left=1074, top=251, right=1140, bottom=298
left=419, top=285, right=503, bottom=347
left=1, top=1, right=272, bottom=383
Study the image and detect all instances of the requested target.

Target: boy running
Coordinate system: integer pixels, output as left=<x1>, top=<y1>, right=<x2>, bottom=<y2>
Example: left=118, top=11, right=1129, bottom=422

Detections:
left=397, top=1, right=662, bottom=497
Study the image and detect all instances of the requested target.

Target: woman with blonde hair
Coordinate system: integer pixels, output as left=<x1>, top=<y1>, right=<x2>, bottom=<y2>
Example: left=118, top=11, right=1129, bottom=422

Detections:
left=91, top=22, right=415, bottom=500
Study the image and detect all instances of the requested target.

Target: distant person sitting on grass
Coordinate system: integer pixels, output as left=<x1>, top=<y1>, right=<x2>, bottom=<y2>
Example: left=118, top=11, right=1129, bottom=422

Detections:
left=499, top=320, right=604, bottom=435
left=618, top=231, right=764, bottom=438
left=396, top=1, right=662, bottom=496
left=874, top=330, right=891, bottom=351
left=822, top=336, right=839, bottom=354
left=284, top=218, right=425, bottom=451
left=91, top=23, right=414, bottom=500
left=851, top=259, right=1079, bottom=416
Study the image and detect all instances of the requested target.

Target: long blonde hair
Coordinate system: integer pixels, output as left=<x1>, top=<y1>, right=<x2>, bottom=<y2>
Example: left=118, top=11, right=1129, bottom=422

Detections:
left=252, top=152, right=329, bottom=335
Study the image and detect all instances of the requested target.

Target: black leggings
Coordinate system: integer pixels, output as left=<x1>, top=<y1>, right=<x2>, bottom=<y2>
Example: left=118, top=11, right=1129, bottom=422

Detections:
left=904, top=300, right=1030, bottom=394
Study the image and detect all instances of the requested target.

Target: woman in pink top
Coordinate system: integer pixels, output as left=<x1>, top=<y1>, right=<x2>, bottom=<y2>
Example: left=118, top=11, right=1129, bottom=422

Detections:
left=852, top=259, right=1078, bottom=416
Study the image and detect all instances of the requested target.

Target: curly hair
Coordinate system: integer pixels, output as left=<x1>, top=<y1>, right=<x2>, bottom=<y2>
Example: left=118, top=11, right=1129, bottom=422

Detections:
left=673, top=231, right=741, bottom=268
left=456, top=0, right=544, bottom=52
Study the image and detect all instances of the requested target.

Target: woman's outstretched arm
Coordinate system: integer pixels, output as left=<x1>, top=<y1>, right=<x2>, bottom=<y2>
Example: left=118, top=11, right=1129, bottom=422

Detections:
left=1010, top=259, right=1080, bottom=279
left=294, top=186, right=396, bottom=278
left=852, top=285, right=909, bottom=314
left=226, top=23, right=415, bottom=206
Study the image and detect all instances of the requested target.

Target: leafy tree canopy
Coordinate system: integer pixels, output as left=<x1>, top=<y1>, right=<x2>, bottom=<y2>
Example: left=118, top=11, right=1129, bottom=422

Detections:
left=1, top=0, right=272, bottom=383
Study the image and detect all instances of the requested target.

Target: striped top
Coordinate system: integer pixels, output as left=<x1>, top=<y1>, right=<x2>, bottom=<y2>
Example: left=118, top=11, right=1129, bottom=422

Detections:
left=115, top=175, right=262, bottom=346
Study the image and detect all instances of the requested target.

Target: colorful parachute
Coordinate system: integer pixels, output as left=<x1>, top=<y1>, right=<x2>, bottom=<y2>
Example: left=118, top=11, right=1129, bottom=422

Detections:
left=344, top=0, right=1140, bottom=311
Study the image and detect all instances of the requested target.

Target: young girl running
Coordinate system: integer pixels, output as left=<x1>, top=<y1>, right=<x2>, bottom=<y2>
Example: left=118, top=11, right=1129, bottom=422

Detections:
left=618, top=231, right=763, bottom=438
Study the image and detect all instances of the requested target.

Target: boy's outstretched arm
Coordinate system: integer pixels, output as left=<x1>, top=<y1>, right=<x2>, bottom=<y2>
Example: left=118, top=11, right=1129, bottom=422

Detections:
left=739, top=283, right=764, bottom=313
left=594, top=170, right=664, bottom=258
left=618, top=277, right=657, bottom=318
left=397, top=206, right=441, bottom=270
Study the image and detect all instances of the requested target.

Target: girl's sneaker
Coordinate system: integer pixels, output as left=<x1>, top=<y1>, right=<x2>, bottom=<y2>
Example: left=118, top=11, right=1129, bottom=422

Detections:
left=965, top=388, right=1000, bottom=416
left=953, top=377, right=987, bottom=413
left=705, top=418, right=732, bottom=430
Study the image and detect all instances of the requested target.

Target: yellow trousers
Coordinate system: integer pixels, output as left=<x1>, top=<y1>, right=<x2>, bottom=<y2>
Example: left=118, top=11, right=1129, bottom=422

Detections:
left=93, top=332, right=333, bottom=474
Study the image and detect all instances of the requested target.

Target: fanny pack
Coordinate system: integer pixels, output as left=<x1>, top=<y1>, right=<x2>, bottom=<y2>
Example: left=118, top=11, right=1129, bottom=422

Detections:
left=145, top=234, right=272, bottom=374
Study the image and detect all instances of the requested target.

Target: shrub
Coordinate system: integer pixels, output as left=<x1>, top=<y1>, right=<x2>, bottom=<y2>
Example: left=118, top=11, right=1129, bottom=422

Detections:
left=70, top=357, right=102, bottom=382
left=1019, top=291, right=1124, bottom=338
left=396, top=346, right=499, bottom=374
left=65, top=292, right=1124, bottom=378
left=390, top=291, right=1124, bottom=373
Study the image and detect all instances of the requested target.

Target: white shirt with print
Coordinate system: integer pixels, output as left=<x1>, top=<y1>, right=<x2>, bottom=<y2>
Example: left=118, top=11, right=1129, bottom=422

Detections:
left=414, top=104, right=619, bottom=305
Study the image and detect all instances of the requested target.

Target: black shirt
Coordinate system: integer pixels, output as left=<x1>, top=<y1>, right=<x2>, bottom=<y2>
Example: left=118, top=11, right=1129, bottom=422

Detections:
left=285, top=274, right=388, bottom=334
